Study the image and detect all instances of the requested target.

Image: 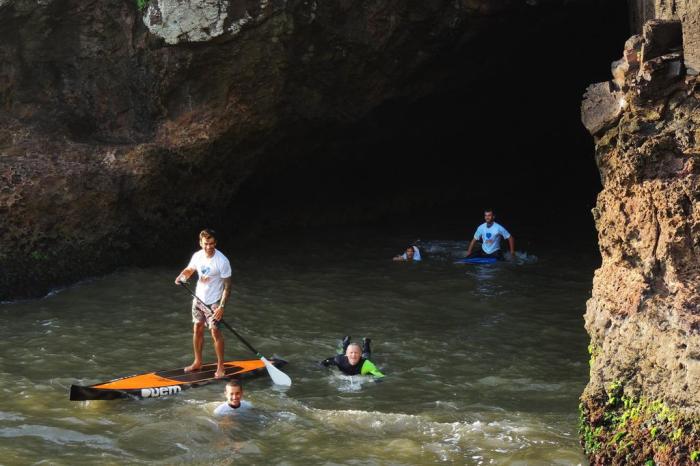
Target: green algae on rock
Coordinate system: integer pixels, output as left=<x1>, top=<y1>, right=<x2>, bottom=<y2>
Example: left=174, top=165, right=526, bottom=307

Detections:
left=579, top=381, right=700, bottom=465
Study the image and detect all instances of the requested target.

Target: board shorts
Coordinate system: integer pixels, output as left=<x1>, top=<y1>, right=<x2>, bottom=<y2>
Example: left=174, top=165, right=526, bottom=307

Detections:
left=468, top=248, right=504, bottom=260
left=191, top=299, right=222, bottom=329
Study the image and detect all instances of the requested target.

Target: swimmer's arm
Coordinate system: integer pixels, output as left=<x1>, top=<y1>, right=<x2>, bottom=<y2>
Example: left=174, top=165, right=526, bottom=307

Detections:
left=320, top=356, right=338, bottom=368
left=175, top=267, right=196, bottom=284
left=361, top=360, right=385, bottom=378
left=465, top=238, right=478, bottom=257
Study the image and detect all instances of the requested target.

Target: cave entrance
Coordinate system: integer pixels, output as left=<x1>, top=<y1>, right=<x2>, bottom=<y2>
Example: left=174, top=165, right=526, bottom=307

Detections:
left=226, top=0, right=630, bottom=250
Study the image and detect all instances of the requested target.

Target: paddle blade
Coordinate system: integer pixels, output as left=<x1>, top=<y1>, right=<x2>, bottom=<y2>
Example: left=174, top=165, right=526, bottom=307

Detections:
left=261, top=356, right=292, bottom=386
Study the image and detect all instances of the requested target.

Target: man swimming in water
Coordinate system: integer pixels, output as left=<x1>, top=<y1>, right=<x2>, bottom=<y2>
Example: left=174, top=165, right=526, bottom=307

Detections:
left=465, top=209, right=515, bottom=260
left=393, top=245, right=422, bottom=262
left=321, top=336, right=384, bottom=378
left=214, top=380, right=252, bottom=416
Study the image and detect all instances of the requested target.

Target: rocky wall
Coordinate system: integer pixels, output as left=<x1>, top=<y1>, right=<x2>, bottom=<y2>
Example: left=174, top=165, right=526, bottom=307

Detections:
left=629, top=0, right=700, bottom=74
left=0, top=0, right=619, bottom=299
left=0, top=0, right=514, bottom=298
left=581, top=15, right=700, bottom=465
left=6, top=0, right=603, bottom=301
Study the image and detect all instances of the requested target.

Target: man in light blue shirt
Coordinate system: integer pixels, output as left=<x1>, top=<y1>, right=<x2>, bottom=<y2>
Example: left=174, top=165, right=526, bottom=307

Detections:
left=465, top=209, right=515, bottom=260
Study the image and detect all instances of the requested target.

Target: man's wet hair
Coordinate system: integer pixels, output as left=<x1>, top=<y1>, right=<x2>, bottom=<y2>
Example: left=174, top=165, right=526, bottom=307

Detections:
left=199, top=228, right=217, bottom=241
left=226, top=379, right=243, bottom=390
left=346, top=342, right=362, bottom=351
left=484, top=208, right=495, bottom=215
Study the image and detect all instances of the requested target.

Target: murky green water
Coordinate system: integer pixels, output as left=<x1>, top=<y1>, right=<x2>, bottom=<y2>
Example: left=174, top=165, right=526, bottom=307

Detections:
left=0, top=232, right=595, bottom=465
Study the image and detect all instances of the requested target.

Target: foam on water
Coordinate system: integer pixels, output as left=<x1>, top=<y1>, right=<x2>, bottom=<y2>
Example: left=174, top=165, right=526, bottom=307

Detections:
left=0, top=233, right=593, bottom=464
left=417, top=239, right=538, bottom=264
left=282, top=406, right=583, bottom=464
left=0, top=424, right=124, bottom=451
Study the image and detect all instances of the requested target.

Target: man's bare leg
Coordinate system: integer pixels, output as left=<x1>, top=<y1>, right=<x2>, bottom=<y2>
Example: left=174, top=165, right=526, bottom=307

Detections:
left=211, top=327, right=226, bottom=378
left=185, top=322, right=205, bottom=372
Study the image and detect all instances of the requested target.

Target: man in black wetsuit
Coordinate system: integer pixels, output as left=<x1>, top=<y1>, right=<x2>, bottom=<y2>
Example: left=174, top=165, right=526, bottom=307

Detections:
left=321, top=336, right=384, bottom=378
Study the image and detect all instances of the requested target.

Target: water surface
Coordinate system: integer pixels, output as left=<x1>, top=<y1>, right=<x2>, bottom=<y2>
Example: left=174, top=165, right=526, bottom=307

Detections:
left=0, top=233, right=595, bottom=465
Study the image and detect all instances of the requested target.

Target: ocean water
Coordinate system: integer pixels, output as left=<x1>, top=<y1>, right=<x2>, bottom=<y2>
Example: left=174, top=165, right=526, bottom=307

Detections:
left=0, top=232, right=596, bottom=465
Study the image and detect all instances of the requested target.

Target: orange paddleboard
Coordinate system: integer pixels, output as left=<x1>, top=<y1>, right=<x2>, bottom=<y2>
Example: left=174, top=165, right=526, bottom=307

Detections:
left=69, top=358, right=287, bottom=400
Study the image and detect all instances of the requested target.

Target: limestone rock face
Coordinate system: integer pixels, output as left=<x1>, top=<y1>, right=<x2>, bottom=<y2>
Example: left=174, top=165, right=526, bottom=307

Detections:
left=581, top=82, right=623, bottom=135
left=144, top=0, right=286, bottom=45
left=655, top=0, right=700, bottom=73
left=629, top=0, right=700, bottom=74
left=2, top=0, right=530, bottom=298
left=144, top=0, right=232, bottom=44
left=581, top=13, right=700, bottom=466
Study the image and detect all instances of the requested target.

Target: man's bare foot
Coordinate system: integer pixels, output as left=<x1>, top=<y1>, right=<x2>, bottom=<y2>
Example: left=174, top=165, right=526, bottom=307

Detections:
left=184, top=362, right=202, bottom=373
left=214, top=366, right=226, bottom=378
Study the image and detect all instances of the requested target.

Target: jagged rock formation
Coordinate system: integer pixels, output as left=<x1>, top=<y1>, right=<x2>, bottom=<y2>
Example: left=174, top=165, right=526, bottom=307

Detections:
left=629, top=0, right=700, bottom=73
left=581, top=7, right=700, bottom=464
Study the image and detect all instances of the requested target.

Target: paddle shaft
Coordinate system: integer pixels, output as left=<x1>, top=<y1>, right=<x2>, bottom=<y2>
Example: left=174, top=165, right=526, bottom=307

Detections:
left=178, top=282, right=260, bottom=357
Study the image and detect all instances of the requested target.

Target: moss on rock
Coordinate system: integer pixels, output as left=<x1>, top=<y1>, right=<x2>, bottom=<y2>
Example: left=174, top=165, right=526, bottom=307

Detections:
left=580, top=381, right=700, bottom=465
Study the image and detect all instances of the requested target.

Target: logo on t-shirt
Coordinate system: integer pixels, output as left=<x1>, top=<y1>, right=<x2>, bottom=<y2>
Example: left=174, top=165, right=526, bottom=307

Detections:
left=199, top=265, right=212, bottom=283
left=485, top=232, right=492, bottom=239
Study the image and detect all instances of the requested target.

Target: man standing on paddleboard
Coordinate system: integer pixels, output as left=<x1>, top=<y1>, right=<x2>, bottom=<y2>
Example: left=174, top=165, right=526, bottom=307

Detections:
left=175, top=229, right=232, bottom=379
left=465, top=209, right=515, bottom=260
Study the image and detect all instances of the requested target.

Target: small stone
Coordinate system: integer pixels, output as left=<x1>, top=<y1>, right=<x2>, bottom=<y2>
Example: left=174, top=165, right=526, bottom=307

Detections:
left=581, top=82, right=624, bottom=135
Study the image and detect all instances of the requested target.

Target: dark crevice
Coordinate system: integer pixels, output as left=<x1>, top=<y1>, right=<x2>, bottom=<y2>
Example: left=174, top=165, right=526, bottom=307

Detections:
left=223, top=0, right=630, bottom=243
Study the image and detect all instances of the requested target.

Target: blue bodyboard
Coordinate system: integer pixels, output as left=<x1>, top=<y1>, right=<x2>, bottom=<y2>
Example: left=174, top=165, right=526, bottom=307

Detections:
left=454, top=257, right=499, bottom=264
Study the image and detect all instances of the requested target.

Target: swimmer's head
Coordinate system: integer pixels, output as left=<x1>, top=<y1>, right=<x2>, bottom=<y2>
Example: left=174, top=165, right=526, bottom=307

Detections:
left=484, top=209, right=495, bottom=224
left=345, top=342, right=362, bottom=366
left=225, top=380, right=243, bottom=408
left=405, top=246, right=415, bottom=259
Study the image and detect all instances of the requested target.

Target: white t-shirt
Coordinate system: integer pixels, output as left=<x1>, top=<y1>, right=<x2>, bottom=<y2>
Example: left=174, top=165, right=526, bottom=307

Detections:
left=474, top=222, right=511, bottom=254
left=187, top=249, right=232, bottom=305
left=214, top=400, right=252, bottom=416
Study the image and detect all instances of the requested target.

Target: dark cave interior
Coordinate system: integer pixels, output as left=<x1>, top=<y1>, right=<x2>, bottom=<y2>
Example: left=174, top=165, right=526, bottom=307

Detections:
left=223, top=0, right=631, bottom=247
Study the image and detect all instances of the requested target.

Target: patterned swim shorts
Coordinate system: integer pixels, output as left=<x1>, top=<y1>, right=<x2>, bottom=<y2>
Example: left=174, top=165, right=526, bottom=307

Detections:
left=191, top=299, right=221, bottom=329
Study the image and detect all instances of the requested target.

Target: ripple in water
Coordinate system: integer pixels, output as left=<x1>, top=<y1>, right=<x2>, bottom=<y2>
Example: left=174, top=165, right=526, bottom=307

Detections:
left=0, top=233, right=591, bottom=464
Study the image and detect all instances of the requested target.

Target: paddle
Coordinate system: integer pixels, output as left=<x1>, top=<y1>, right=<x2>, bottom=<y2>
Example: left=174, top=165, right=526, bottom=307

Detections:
left=177, top=281, right=292, bottom=387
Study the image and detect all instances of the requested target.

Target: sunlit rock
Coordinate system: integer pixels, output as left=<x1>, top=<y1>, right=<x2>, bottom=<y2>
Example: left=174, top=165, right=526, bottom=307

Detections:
left=142, top=0, right=285, bottom=44
left=144, top=0, right=231, bottom=44
left=640, top=19, right=682, bottom=63
left=581, top=82, right=623, bottom=136
left=611, top=35, right=642, bottom=90
left=580, top=6, right=700, bottom=464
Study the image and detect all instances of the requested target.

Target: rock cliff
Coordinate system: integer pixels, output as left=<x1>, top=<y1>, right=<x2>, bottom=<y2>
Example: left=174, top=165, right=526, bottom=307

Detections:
left=0, top=0, right=509, bottom=298
left=0, top=0, right=620, bottom=299
left=581, top=6, right=700, bottom=464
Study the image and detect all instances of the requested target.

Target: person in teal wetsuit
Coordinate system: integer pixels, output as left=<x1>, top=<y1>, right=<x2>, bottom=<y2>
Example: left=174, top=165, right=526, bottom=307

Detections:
left=321, top=336, right=384, bottom=378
